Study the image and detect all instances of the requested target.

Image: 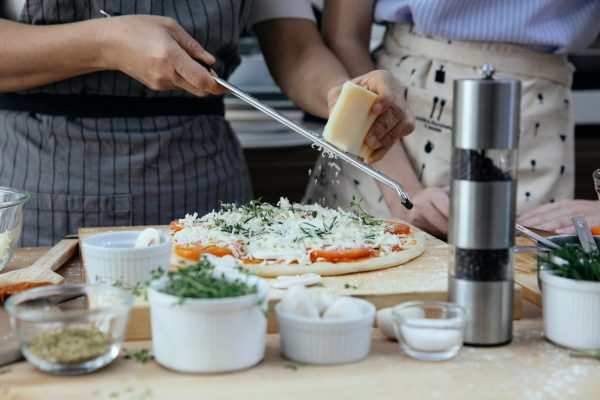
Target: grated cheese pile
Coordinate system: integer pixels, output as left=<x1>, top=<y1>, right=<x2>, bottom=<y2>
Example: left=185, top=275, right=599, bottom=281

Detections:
left=0, top=231, right=10, bottom=260
left=173, top=198, right=413, bottom=265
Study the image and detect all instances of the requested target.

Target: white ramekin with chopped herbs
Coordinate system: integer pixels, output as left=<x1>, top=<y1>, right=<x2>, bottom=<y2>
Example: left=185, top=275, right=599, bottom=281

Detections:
left=147, top=257, right=269, bottom=373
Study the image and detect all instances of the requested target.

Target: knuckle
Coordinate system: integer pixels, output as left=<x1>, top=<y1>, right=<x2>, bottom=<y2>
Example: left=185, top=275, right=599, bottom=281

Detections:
left=404, top=118, right=416, bottom=133
left=381, top=135, right=395, bottom=146
left=192, top=88, right=208, bottom=96
left=161, top=16, right=178, bottom=28
left=149, top=78, right=170, bottom=91
left=194, top=74, right=212, bottom=89
left=372, top=126, right=387, bottom=140
left=155, top=47, right=177, bottom=66
left=379, top=118, right=393, bottom=134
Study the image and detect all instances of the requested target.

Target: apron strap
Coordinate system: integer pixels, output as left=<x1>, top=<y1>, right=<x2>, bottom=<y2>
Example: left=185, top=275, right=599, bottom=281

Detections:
left=0, top=93, right=225, bottom=117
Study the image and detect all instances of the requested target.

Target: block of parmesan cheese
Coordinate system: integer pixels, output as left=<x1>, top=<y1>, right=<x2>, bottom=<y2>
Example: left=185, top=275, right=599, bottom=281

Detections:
left=323, top=81, right=378, bottom=158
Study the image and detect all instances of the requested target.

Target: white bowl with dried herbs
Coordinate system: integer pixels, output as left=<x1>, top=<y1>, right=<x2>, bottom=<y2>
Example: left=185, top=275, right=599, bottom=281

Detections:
left=147, top=257, right=269, bottom=373
left=540, top=239, right=600, bottom=350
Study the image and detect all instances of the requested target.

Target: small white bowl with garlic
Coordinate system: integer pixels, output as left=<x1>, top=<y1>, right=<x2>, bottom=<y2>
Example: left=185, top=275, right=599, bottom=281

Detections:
left=81, top=228, right=171, bottom=286
left=275, top=285, right=375, bottom=365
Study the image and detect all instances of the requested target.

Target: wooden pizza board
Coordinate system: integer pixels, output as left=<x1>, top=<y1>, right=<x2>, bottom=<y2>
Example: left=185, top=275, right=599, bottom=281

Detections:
left=79, top=226, right=523, bottom=340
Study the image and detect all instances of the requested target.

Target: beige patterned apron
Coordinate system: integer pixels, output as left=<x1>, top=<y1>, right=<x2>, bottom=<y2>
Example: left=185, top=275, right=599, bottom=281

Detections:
left=305, top=23, right=575, bottom=218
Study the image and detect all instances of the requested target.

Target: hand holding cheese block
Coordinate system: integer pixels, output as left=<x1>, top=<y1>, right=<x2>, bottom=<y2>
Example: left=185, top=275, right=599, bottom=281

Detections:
left=325, top=70, right=415, bottom=164
left=323, top=81, right=379, bottom=158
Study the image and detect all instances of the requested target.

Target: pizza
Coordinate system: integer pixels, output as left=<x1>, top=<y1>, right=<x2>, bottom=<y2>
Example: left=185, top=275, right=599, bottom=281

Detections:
left=169, top=198, right=425, bottom=277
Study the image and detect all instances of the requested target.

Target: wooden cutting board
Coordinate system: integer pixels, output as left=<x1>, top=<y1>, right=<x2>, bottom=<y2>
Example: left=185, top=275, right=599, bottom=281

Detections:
left=514, top=237, right=542, bottom=307
left=79, top=226, right=523, bottom=340
left=0, top=244, right=78, bottom=366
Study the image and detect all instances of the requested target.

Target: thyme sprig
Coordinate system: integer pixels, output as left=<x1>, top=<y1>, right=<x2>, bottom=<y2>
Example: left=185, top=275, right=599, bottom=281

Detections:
left=349, top=196, right=382, bottom=227
left=160, top=258, right=258, bottom=302
left=540, top=245, right=600, bottom=282
left=299, top=216, right=338, bottom=239
left=216, top=198, right=274, bottom=237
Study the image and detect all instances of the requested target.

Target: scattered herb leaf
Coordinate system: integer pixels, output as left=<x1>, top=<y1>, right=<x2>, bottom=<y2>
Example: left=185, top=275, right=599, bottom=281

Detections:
left=0, top=367, right=11, bottom=375
left=284, top=363, right=304, bottom=371
left=344, top=283, right=358, bottom=289
left=122, top=348, right=154, bottom=364
left=570, top=349, right=600, bottom=360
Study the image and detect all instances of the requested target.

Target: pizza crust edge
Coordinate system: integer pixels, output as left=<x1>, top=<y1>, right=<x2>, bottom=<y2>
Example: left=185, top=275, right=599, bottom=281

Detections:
left=170, top=234, right=426, bottom=277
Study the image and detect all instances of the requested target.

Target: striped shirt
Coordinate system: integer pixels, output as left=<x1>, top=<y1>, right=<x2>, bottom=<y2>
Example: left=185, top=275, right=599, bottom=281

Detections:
left=375, top=0, right=600, bottom=53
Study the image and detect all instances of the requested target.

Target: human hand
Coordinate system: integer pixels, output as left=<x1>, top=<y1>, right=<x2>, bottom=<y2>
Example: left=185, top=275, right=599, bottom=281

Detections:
left=327, top=70, right=415, bottom=164
left=403, top=186, right=449, bottom=238
left=99, top=15, right=226, bottom=96
left=517, top=200, right=600, bottom=235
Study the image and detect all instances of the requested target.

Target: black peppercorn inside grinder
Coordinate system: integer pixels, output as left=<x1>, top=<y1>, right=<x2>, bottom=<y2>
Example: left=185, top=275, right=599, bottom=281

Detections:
left=448, top=64, right=521, bottom=346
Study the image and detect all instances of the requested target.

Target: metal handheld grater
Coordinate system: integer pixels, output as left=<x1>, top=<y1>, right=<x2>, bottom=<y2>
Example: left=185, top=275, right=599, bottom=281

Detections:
left=210, top=75, right=414, bottom=210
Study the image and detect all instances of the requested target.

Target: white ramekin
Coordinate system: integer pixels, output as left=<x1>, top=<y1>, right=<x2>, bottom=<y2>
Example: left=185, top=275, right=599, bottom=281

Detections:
left=82, top=231, right=171, bottom=286
left=147, top=274, right=269, bottom=373
left=276, top=298, right=376, bottom=365
left=541, top=270, right=600, bottom=350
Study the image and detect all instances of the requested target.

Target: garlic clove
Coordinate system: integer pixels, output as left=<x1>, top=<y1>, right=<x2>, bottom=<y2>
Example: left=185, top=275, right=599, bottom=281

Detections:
left=135, top=228, right=161, bottom=248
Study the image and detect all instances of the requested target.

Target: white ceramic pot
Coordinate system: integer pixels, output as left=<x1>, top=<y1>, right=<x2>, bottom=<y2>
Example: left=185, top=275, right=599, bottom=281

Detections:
left=147, top=274, right=269, bottom=373
left=276, top=298, right=375, bottom=365
left=541, top=270, right=600, bottom=350
left=82, top=231, right=171, bottom=286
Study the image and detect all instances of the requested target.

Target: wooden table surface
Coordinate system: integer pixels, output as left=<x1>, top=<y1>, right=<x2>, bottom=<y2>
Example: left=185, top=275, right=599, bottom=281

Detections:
left=2, top=249, right=600, bottom=399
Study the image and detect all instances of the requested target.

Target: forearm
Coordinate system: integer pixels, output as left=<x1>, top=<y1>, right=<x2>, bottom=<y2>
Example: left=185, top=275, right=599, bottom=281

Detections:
left=328, top=41, right=374, bottom=77
left=322, top=0, right=374, bottom=77
left=254, top=19, right=349, bottom=118
left=0, top=18, right=107, bottom=92
left=374, top=140, right=422, bottom=217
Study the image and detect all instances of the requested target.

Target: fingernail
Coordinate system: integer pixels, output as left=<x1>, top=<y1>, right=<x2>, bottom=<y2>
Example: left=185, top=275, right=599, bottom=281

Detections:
left=372, top=103, right=384, bottom=114
left=204, top=51, right=215, bottom=63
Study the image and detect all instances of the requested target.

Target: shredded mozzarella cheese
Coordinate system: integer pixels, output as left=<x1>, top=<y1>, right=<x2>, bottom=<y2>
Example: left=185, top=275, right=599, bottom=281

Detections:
left=173, top=198, right=412, bottom=265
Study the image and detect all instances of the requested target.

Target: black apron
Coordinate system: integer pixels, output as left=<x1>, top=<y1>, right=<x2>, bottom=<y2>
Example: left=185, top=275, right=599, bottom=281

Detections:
left=0, top=0, right=253, bottom=246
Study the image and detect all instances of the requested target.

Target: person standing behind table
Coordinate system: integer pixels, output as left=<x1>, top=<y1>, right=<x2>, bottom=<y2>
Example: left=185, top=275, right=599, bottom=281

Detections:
left=0, top=0, right=413, bottom=246
left=304, top=0, right=600, bottom=238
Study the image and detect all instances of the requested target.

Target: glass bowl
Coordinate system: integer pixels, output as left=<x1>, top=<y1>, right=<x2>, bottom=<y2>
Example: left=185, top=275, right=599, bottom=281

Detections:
left=392, top=301, right=467, bottom=361
left=594, top=169, right=600, bottom=200
left=0, top=187, right=30, bottom=272
left=4, top=284, right=133, bottom=375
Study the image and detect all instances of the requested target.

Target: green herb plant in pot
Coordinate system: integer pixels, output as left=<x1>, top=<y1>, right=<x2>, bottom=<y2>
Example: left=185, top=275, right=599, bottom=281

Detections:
left=147, top=257, right=269, bottom=373
left=540, top=243, right=600, bottom=350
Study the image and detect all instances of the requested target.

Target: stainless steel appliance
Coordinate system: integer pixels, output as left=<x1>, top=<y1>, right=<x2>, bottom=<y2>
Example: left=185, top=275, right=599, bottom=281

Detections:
left=448, top=65, right=521, bottom=346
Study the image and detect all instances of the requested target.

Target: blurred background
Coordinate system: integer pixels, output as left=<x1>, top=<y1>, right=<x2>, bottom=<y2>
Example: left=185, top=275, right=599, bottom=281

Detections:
left=228, top=2, right=600, bottom=204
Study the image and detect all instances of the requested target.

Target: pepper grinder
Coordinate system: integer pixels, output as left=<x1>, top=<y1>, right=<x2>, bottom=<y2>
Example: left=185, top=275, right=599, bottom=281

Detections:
left=448, top=65, right=521, bottom=346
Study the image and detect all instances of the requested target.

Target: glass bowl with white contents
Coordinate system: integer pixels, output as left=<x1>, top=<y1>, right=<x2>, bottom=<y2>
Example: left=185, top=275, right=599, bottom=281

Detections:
left=0, top=187, right=30, bottom=272
left=392, top=301, right=467, bottom=361
left=5, top=284, right=133, bottom=375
